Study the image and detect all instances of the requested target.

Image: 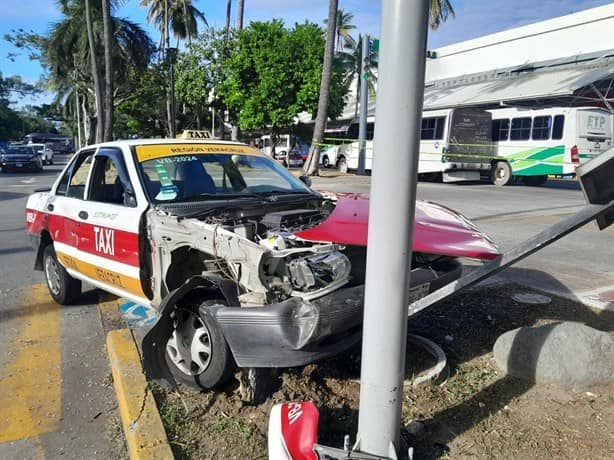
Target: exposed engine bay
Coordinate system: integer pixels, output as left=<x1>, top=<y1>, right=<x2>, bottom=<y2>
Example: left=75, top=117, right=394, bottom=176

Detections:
left=144, top=195, right=467, bottom=314
left=146, top=198, right=350, bottom=307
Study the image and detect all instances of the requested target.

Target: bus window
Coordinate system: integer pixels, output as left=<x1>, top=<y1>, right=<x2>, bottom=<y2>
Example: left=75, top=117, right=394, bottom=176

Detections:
left=421, top=117, right=445, bottom=140
left=532, top=115, right=552, bottom=140
left=510, top=117, right=531, bottom=141
left=366, top=122, right=375, bottom=140
left=492, top=119, right=509, bottom=141
left=346, top=122, right=375, bottom=140
left=347, top=123, right=359, bottom=140
left=552, top=115, right=565, bottom=140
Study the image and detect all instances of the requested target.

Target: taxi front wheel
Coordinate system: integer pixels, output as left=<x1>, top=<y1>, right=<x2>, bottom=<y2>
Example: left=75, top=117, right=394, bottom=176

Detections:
left=165, top=299, right=235, bottom=390
left=43, top=244, right=82, bottom=305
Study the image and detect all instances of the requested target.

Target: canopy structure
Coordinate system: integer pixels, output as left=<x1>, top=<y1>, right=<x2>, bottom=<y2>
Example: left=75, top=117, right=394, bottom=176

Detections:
left=423, top=53, right=614, bottom=111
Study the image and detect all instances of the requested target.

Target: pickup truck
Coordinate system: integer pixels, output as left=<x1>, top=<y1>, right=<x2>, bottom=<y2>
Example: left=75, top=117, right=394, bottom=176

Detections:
left=26, top=139, right=499, bottom=390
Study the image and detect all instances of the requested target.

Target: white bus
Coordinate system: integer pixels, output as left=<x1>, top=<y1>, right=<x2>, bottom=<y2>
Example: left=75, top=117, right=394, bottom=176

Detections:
left=488, top=107, right=613, bottom=185
left=335, top=108, right=495, bottom=182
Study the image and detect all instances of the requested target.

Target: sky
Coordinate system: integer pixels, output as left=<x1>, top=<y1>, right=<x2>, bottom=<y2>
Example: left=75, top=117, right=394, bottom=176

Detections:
left=0, top=0, right=612, bottom=106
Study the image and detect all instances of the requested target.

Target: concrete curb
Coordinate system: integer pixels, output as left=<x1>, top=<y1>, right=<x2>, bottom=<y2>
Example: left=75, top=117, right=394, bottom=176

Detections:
left=107, top=329, right=174, bottom=460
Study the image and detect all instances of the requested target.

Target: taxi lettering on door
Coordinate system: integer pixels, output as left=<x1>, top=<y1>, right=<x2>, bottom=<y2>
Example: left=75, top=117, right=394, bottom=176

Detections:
left=94, top=226, right=115, bottom=256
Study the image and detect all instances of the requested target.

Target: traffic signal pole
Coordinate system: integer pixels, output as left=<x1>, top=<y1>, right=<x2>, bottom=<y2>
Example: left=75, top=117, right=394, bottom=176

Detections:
left=356, top=0, right=429, bottom=457
left=357, top=34, right=370, bottom=175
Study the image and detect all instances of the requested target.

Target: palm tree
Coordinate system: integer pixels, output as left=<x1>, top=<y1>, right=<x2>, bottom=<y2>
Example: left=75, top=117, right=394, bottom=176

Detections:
left=430, top=0, right=455, bottom=29
left=141, top=0, right=207, bottom=47
left=48, top=0, right=154, bottom=143
left=303, top=0, right=338, bottom=175
left=335, top=34, right=377, bottom=117
left=140, top=0, right=206, bottom=136
left=84, top=0, right=104, bottom=142
left=325, top=8, right=356, bottom=53
left=237, top=0, right=245, bottom=30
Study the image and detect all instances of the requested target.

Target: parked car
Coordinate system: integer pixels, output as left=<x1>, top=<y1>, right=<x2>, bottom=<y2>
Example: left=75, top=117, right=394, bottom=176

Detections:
left=29, top=143, right=55, bottom=165
left=26, top=139, right=499, bottom=390
left=288, top=147, right=308, bottom=167
left=1, top=145, right=44, bottom=172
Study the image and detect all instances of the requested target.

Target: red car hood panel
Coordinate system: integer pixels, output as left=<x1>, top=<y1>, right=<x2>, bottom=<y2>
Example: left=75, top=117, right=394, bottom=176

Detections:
left=294, top=193, right=500, bottom=260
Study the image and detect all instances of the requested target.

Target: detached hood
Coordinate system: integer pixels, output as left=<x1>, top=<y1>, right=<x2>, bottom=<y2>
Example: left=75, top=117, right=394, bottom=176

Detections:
left=294, top=193, right=500, bottom=260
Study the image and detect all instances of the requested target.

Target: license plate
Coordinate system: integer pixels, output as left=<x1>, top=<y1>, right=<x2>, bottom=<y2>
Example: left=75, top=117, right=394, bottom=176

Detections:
left=16, top=163, right=23, bottom=167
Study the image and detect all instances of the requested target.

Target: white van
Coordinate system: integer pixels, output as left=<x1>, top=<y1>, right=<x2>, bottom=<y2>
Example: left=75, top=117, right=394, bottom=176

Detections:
left=488, top=107, right=613, bottom=185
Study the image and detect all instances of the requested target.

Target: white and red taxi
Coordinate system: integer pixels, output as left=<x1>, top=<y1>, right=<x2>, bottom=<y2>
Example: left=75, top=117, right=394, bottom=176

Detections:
left=26, top=139, right=499, bottom=389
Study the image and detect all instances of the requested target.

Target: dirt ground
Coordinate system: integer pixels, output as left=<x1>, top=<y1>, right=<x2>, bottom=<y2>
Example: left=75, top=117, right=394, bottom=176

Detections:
left=151, top=283, right=614, bottom=459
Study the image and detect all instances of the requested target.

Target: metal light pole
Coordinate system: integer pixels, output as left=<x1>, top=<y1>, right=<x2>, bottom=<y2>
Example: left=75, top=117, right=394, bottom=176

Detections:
left=356, top=0, right=429, bottom=457
left=357, top=34, right=370, bottom=175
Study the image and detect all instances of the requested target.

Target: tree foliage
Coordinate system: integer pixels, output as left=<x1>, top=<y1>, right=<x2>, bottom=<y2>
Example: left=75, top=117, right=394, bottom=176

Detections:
left=210, top=20, right=347, bottom=133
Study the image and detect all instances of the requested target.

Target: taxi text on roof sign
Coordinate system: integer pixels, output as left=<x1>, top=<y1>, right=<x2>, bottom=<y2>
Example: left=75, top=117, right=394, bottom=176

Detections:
left=176, top=130, right=212, bottom=139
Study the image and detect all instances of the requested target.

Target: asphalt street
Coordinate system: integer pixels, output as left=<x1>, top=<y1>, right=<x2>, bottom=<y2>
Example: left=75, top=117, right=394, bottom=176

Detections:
left=1, top=160, right=613, bottom=458
left=0, top=156, right=118, bottom=459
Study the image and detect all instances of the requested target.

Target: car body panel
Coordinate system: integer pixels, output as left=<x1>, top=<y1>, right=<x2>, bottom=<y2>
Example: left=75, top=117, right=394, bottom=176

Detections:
left=294, top=193, right=500, bottom=260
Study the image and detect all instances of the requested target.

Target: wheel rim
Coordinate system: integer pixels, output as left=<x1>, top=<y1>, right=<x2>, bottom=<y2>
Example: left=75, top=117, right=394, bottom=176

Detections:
left=496, top=165, right=507, bottom=180
left=44, top=254, right=62, bottom=296
left=166, top=309, right=212, bottom=376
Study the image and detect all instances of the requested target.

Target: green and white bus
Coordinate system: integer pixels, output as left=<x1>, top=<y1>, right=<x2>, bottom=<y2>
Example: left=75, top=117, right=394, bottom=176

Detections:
left=488, top=107, right=613, bottom=185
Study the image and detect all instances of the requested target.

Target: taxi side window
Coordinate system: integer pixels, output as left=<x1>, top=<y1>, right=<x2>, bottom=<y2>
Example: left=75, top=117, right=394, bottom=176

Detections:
left=88, top=149, right=136, bottom=207
left=57, top=152, right=94, bottom=199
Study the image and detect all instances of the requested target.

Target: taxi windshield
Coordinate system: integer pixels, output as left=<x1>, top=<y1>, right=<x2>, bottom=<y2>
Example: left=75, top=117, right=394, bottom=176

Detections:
left=136, top=149, right=310, bottom=204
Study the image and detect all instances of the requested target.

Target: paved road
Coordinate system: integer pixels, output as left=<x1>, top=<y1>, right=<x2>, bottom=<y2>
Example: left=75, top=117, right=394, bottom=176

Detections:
left=0, top=157, right=121, bottom=459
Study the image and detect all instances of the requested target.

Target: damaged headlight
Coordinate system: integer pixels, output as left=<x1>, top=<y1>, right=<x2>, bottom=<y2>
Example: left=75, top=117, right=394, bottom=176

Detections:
left=287, top=252, right=351, bottom=290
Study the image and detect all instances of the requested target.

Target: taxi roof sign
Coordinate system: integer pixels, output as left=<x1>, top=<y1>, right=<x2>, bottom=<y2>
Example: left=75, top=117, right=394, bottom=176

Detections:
left=176, top=130, right=212, bottom=140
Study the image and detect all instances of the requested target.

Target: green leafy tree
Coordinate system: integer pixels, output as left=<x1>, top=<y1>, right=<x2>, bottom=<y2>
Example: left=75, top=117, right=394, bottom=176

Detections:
left=175, top=29, right=229, bottom=131
left=114, top=64, right=169, bottom=138
left=215, top=20, right=347, bottom=135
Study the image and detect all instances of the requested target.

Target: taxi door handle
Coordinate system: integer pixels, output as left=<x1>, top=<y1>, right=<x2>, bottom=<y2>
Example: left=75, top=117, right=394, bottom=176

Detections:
left=78, top=211, right=88, bottom=220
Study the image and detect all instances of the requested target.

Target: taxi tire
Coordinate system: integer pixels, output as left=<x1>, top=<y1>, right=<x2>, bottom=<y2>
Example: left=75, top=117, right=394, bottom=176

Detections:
left=43, top=244, right=82, bottom=305
left=165, top=299, right=235, bottom=390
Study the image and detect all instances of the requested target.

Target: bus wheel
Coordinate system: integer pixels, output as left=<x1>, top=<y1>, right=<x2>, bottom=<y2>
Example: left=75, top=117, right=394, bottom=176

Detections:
left=492, top=161, right=512, bottom=186
left=338, top=157, right=348, bottom=174
left=322, top=155, right=330, bottom=168
left=523, top=175, right=548, bottom=186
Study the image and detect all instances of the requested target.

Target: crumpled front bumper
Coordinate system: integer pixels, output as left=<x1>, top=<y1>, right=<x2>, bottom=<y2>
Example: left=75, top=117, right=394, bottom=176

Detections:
left=209, top=285, right=364, bottom=367
left=207, top=258, right=462, bottom=368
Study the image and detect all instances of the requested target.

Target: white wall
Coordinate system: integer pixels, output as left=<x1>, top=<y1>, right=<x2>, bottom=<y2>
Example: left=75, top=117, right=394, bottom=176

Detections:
left=426, top=4, right=614, bottom=84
